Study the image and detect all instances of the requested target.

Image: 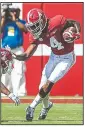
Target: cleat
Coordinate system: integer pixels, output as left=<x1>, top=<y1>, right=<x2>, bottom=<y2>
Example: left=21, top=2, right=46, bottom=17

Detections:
left=38, top=102, right=53, bottom=120
left=26, top=106, right=34, bottom=121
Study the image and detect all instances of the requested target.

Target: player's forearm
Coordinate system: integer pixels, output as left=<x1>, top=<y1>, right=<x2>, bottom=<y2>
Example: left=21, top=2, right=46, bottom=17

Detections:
left=14, top=52, right=33, bottom=61
left=1, top=82, right=10, bottom=95
left=16, top=21, right=27, bottom=33
left=14, top=44, right=37, bottom=61
left=13, top=53, right=28, bottom=61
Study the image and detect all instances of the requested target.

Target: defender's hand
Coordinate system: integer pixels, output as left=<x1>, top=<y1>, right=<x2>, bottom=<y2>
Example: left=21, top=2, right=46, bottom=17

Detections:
left=14, top=96, right=20, bottom=106
left=5, top=45, right=11, bottom=52
left=74, top=32, right=80, bottom=40
left=8, top=93, right=20, bottom=106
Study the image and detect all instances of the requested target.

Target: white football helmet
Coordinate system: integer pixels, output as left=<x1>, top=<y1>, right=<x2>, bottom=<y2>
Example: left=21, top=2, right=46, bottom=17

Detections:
left=26, top=8, right=47, bottom=39
left=0, top=48, right=13, bottom=74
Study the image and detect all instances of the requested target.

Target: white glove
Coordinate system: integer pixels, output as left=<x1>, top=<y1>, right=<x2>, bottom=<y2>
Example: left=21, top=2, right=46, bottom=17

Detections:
left=5, top=45, right=17, bottom=59
left=8, top=93, right=20, bottom=106
left=5, top=45, right=11, bottom=52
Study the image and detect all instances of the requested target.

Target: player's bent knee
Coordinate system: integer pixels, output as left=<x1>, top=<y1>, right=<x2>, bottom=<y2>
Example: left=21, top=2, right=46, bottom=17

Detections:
left=39, top=81, right=54, bottom=98
left=39, top=88, right=46, bottom=98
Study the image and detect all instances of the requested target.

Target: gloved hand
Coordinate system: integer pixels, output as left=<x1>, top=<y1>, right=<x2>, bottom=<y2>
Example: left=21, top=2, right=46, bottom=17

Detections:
left=8, top=93, right=20, bottom=106
left=5, top=45, right=11, bottom=52
left=73, top=32, right=80, bottom=40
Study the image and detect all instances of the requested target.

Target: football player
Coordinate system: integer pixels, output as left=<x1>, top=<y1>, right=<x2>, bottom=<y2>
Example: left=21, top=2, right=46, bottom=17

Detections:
left=13, top=8, right=81, bottom=120
left=1, top=48, right=20, bottom=106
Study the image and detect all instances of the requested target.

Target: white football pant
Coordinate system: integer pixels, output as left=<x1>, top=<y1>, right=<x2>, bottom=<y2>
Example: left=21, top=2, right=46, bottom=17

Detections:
left=1, top=46, right=27, bottom=96
left=39, top=51, right=76, bottom=89
left=39, top=51, right=76, bottom=108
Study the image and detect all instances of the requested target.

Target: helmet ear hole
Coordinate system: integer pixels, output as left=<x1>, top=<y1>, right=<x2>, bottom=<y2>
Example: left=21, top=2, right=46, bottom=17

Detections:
left=26, top=8, right=47, bottom=39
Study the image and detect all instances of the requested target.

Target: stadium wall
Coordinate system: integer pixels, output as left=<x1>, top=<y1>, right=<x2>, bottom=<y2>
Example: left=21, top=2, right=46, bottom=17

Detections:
left=21, top=3, right=83, bottom=96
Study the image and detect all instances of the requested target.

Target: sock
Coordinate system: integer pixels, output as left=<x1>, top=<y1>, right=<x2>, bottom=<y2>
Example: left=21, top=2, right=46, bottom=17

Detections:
left=42, top=94, right=49, bottom=108
left=30, top=94, right=42, bottom=109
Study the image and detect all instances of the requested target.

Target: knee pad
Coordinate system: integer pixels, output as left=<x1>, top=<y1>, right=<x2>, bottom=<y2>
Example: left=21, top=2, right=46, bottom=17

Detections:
left=39, top=81, right=54, bottom=98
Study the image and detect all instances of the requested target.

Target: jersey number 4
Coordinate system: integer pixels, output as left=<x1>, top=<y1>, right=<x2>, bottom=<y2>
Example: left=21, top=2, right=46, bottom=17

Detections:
left=50, top=37, right=64, bottom=50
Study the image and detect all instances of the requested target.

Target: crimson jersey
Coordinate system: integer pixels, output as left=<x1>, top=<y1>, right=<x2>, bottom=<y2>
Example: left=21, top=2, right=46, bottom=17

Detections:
left=28, top=15, right=74, bottom=55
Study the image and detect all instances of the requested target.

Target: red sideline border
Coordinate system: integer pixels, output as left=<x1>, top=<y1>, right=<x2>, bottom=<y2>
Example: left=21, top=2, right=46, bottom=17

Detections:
left=1, top=98, right=83, bottom=104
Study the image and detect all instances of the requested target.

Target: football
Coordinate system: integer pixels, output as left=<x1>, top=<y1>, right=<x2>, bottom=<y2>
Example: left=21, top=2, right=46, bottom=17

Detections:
left=63, top=27, right=78, bottom=43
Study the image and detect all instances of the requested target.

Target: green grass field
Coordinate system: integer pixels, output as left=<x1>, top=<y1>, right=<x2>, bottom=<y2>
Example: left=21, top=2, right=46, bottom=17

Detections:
left=1, top=103, right=83, bottom=125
